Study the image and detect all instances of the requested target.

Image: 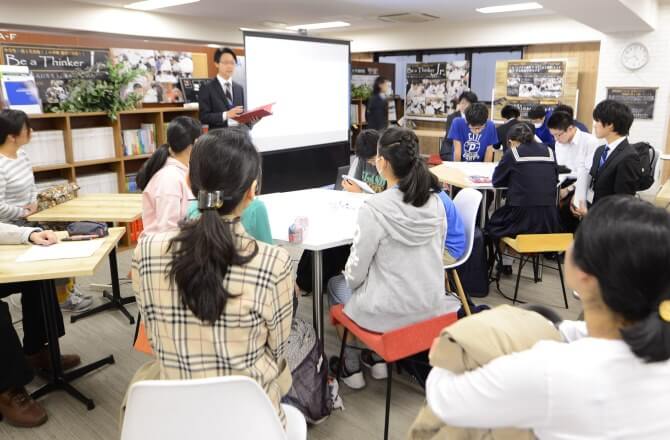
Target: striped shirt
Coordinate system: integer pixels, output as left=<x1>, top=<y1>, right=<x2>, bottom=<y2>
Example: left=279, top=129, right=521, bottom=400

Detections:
left=131, top=222, right=294, bottom=427
left=0, top=148, right=37, bottom=222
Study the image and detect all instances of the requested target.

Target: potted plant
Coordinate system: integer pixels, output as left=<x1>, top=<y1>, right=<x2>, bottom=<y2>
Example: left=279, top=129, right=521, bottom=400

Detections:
left=50, top=61, right=143, bottom=120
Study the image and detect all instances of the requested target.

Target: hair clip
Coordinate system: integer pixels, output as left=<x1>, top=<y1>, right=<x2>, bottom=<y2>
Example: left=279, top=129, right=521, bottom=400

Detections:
left=659, top=300, right=670, bottom=323
left=197, top=190, right=230, bottom=210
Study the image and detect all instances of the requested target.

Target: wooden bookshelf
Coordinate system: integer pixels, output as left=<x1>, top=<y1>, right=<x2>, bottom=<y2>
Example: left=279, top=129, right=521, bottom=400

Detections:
left=29, top=107, right=199, bottom=248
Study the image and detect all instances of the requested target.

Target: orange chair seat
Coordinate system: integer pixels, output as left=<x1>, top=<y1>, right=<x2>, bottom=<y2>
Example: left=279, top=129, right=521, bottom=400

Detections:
left=330, top=304, right=458, bottom=363
left=134, top=322, right=154, bottom=356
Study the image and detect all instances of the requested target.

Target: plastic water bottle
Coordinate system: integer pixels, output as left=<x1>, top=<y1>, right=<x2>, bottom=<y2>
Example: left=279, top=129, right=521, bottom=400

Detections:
left=288, top=222, right=304, bottom=243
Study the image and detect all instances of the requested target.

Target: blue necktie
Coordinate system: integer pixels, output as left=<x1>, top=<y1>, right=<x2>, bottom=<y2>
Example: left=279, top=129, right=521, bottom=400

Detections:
left=598, top=145, right=610, bottom=171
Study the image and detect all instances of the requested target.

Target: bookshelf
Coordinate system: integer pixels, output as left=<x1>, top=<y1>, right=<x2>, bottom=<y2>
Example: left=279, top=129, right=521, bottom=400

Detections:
left=28, top=107, right=199, bottom=247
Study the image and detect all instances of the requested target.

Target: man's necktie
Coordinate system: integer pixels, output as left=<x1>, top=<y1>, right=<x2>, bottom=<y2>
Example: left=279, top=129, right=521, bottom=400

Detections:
left=224, top=82, right=232, bottom=105
left=598, top=145, right=610, bottom=171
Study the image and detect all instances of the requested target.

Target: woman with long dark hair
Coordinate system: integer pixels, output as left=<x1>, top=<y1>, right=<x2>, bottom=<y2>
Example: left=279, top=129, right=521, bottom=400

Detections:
left=137, top=116, right=200, bottom=234
left=426, top=196, right=670, bottom=438
left=365, top=76, right=390, bottom=131
left=328, top=127, right=458, bottom=389
left=131, top=127, right=295, bottom=426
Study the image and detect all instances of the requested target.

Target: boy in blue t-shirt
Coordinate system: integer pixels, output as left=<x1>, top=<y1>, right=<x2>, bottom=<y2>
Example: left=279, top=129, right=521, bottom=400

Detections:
left=529, top=104, right=555, bottom=148
left=438, top=191, right=466, bottom=265
left=447, top=102, right=498, bottom=162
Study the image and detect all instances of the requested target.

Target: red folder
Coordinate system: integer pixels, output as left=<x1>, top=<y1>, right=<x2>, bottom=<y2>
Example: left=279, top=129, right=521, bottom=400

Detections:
left=232, top=103, right=274, bottom=124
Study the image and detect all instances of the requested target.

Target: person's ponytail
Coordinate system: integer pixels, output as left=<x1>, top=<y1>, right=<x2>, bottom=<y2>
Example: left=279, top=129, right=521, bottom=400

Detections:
left=620, top=296, right=670, bottom=362
left=379, top=127, right=441, bottom=207
left=136, top=116, right=201, bottom=191
left=166, top=128, right=260, bottom=324
left=136, top=144, right=169, bottom=191
left=572, top=196, right=670, bottom=363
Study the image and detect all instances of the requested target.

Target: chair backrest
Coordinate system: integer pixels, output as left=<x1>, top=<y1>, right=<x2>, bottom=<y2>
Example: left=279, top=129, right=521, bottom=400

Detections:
left=334, top=165, right=351, bottom=191
left=450, top=188, right=483, bottom=266
left=121, top=376, right=287, bottom=440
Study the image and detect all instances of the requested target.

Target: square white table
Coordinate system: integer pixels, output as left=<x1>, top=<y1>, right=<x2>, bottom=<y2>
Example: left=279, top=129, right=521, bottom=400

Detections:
left=260, top=189, right=370, bottom=341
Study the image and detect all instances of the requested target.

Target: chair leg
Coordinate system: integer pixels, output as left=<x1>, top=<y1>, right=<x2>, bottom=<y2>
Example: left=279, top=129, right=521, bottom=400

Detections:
left=444, top=270, right=452, bottom=293
left=513, top=255, right=527, bottom=305
left=451, top=269, right=472, bottom=316
left=384, top=363, right=393, bottom=440
left=557, top=257, right=569, bottom=309
left=132, top=313, right=141, bottom=345
left=532, top=255, right=540, bottom=283
left=336, top=328, right=349, bottom=380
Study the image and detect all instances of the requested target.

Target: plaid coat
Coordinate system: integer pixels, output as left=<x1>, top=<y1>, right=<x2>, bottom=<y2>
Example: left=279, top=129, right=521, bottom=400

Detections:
left=132, top=222, right=294, bottom=425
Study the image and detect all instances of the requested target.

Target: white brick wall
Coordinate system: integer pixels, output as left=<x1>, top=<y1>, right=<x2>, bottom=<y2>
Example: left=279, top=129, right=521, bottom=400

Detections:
left=595, top=3, right=670, bottom=151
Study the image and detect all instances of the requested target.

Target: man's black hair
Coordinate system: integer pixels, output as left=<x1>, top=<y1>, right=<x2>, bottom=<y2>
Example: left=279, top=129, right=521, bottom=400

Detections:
left=592, top=99, right=634, bottom=136
left=214, top=47, right=238, bottom=64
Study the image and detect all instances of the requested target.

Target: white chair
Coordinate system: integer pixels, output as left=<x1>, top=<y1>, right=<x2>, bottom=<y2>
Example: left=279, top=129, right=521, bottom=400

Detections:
left=120, top=376, right=307, bottom=440
left=445, top=188, right=483, bottom=316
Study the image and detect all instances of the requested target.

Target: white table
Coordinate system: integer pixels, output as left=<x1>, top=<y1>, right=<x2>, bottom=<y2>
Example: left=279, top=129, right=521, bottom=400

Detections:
left=260, top=189, right=370, bottom=341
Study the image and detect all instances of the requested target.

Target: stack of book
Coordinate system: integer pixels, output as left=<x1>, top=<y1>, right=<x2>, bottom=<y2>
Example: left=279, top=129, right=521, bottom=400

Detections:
left=76, top=172, right=119, bottom=194
left=125, top=173, right=139, bottom=193
left=122, top=124, right=157, bottom=156
left=72, top=127, right=116, bottom=162
left=23, top=130, right=67, bottom=167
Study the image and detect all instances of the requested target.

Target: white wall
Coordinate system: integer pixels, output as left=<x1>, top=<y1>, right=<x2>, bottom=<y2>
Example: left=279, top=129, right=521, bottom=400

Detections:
left=331, top=15, right=602, bottom=53
left=0, top=0, right=242, bottom=44
left=594, top=2, right=670, bottom=151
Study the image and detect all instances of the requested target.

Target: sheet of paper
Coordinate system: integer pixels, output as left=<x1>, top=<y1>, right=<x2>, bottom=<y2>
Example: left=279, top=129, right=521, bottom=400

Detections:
left=16, top=239, right=106, bottom=263
left=341, top=175, right=375, bottom=194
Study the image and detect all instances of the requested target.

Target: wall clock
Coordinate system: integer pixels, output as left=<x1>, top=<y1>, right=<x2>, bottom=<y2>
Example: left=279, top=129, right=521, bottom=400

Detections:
left=621, top=42, right=649, bottom=71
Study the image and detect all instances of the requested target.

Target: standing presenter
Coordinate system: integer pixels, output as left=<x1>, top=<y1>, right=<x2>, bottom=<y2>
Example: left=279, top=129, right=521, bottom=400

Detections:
left=198, top=47, right=246, bottom=129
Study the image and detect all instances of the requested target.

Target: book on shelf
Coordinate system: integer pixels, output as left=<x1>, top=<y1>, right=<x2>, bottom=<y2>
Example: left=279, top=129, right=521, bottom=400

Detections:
left=122, top=124, right=157, bottom=157
left=72, top=127, right=116, bottom=162
left=125, top=173, right=139, bottom=193
left=77, top=172, right=119, bottom=194
left=23, top=130, right=66, bottom=167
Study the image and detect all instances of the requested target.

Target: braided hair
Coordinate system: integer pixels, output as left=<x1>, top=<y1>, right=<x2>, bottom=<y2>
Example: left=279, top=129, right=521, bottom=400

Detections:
left=378, top=127, right=441, bottom=207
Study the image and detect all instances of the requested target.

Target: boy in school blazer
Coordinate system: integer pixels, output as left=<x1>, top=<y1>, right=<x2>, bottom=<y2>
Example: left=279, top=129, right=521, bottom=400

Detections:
left=573, top=100, right=640, bottom=217
left=198, top=47, right=246, bottom=130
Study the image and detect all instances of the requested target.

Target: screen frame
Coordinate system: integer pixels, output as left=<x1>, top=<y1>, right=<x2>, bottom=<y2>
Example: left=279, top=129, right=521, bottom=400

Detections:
left=242, top=30, right=352, bottom=153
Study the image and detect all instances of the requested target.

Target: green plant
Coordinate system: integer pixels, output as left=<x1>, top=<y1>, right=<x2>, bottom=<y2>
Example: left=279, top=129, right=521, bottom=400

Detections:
left=351, top=84, right=372, bottom=101
left=50, top=61, right=143, bottom=120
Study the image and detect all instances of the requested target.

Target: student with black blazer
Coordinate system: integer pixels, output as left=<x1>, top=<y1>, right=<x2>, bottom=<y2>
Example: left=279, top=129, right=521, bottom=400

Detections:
left=440, top=91, right=478, bottom=160
left=365, top=76, right=389, bottom=131
left=198, top=47, right=246, bottom=130
left=496, top=104, right=534, bottom=151
left=573, top=100, right=640, bottom=217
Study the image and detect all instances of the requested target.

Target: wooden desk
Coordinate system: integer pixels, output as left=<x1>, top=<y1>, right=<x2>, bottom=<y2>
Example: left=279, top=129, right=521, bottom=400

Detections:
left=413, top=129, right=445, bottom=155
left=655, top=179, right=670, bottom=210
left=27, top=193, right=142, bottom=223
left=27, top=194, right=142, bottom=324
left=0, top=228, right=125, bottom=410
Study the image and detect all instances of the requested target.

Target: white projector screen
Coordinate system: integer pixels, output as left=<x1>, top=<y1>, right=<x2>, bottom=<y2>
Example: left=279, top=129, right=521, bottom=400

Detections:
left=244, top=32, right=350, bottom=152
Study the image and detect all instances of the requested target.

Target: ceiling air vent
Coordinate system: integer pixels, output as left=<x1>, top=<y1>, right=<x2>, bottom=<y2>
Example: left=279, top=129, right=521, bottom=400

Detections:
left=378, top=13, right=439, bottom=23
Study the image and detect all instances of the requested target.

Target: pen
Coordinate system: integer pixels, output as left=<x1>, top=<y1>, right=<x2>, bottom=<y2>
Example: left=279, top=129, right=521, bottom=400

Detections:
left=62, top=234, right=100, bottom=241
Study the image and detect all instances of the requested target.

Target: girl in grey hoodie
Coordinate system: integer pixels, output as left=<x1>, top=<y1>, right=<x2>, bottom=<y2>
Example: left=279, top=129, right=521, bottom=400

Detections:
left=328, top=127, right=459, bottom=389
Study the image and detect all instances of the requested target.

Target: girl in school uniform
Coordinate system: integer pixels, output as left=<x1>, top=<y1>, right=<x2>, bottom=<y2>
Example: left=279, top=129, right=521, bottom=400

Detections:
left=137, top=116, right=201, bottom=234
left=487, top=123, right=562, bottom=272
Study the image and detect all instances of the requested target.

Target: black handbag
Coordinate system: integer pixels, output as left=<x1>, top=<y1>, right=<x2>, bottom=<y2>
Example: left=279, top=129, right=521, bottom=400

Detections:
left=66, top=221, right=108, bottom=238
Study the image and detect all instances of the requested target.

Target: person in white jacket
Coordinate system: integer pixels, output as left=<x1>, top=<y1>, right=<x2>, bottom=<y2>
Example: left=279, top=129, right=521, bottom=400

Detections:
left=328, top=127, right=459, bottom=389
left=0, top=223, right=81, bottom=428
left=426, top=196, right=670, bottom=439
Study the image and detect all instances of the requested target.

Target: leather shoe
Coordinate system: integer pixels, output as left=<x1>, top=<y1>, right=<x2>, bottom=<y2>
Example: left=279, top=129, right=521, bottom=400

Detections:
left=26, top=349, right=81, bottom=372
left=0, top=387, right=47, bottom=427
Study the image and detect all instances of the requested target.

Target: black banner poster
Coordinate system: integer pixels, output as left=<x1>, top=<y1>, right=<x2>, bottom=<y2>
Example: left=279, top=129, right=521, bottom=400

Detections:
left=1, top=45, right=109, bottom=104
left=506, top=60, right=565, bottom=99
left=606, top=87, right=656, bottom=120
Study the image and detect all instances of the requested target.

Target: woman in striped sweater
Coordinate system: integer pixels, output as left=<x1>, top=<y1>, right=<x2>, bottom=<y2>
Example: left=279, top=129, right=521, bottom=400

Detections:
left=0, top=109, right=92, bottom=312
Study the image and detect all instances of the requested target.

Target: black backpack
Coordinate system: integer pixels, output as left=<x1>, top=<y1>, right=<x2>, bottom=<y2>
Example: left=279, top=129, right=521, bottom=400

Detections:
left=631, top=142, right=656, bottom=191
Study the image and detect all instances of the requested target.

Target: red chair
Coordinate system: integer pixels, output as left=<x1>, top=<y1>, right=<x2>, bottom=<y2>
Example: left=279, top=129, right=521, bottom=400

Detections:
left=330, top=305, right=458, bottom=440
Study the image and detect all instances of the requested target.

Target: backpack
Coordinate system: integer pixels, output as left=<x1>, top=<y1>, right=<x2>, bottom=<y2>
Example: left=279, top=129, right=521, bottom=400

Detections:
left=281, top=318, right=336, bottom=423
left=631, top=141, right=656, bottom=191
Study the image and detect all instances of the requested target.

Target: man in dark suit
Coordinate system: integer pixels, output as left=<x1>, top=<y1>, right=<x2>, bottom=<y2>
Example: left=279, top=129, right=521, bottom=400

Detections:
left=440, top=91, right=477, bottom=160
left=572, top=99, right=640, bottom=217
left=198, top=47, right=245, bottom=130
